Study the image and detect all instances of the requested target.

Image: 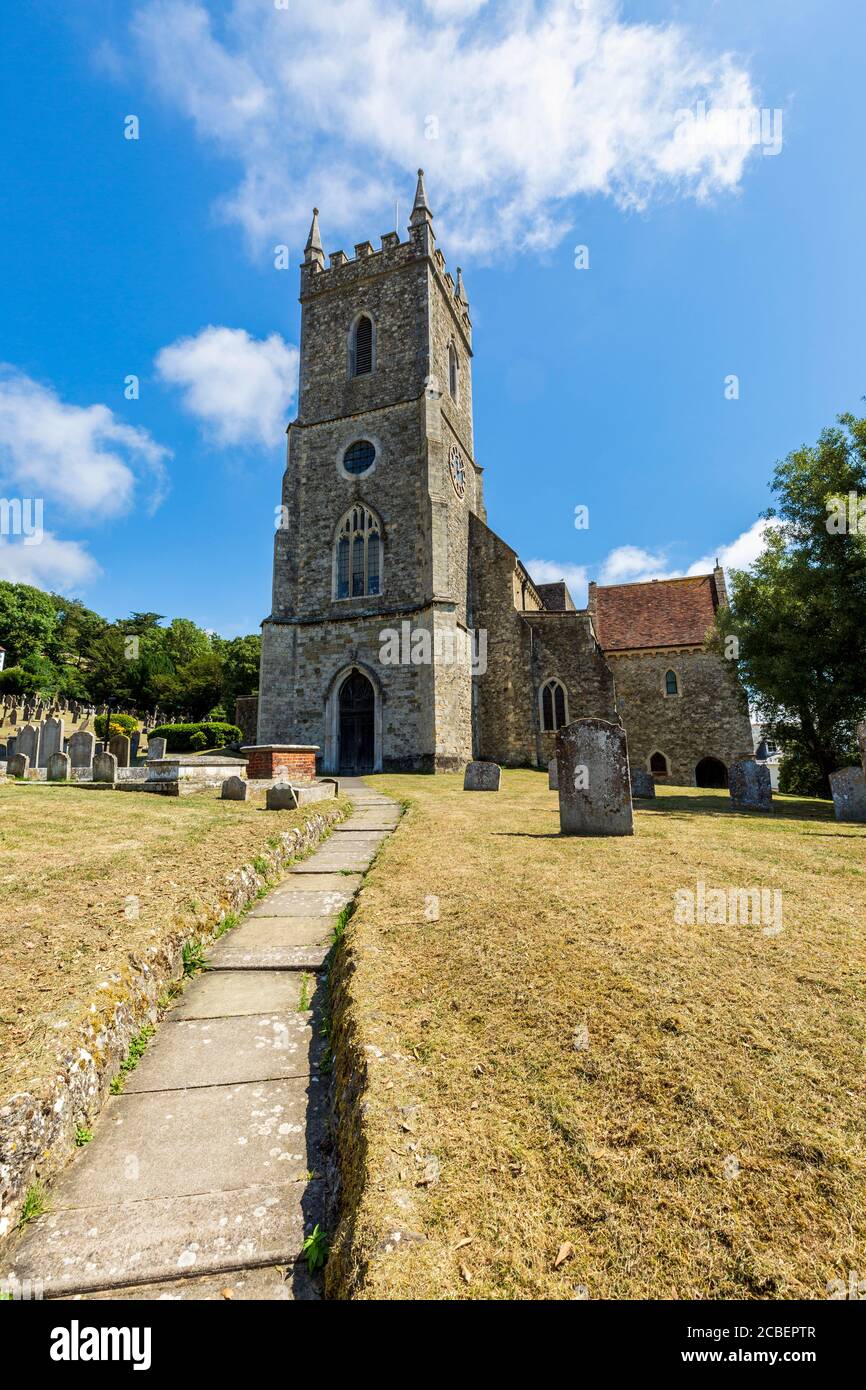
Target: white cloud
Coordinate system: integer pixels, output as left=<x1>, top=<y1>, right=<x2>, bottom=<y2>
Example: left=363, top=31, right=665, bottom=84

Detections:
left=130, top=0, right=762, bottom=259
left=155, top=326, right=299, bottom=447
left=0, top=533, right=101, bottom=591
left=527, top=518, right=774, bottom=606
left=0, top=366, right=170, bottom=517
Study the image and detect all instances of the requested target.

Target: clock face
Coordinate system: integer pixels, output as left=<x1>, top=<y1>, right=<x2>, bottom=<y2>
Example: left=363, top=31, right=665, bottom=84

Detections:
left=449, top=443, right=466, bottom=499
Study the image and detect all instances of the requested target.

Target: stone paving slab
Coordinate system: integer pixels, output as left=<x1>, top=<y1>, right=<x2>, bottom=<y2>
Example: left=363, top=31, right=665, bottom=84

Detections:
left=206, top=922, right=333, bottom=971
left=72, top=1263, right=321, bottom=1301
left=248, top=888, right=353, bottom=918
left=333, top=826, right=391, bottom=839
left=123, top=1014, right=319, bottom=1092
left=48, top=1078, right=324, bottom=1207
left=290, top=856, right=374, bottom=873
left=169, top=970, right=317, bottom=1019
left=285, top=871, right=364, bottom=891
left=7, top=1180, right=323, bottom=1298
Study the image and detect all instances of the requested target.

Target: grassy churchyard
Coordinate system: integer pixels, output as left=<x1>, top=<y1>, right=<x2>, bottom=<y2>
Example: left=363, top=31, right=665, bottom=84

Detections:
left=0, top=782, right=347, bottom=1099
left=327, top=771, right=866, bottom=1301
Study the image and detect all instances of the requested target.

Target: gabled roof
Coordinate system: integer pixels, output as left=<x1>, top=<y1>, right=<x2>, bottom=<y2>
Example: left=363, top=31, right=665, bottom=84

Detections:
left=591, top=573, right=721, bottom=651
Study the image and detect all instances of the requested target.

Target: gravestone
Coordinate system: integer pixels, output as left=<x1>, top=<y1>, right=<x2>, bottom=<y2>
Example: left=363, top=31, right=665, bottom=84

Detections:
left=93, top=750, right=118, bottom=783
left=221, top=775, right=249, bottom=801
left=463, top=760, right=501, bottom=791
left=266, top=783, right=299, bottom=810
left=130, top=731, right=142, bottom=761
left=69, top=729, right=95, bottom=768
left=729, top=759, right=772, bottom=811
left=8, top=753, right=29, bottom=778
left=9, top=707, right=16, bottom=725
left=0, top=743, right=6, bottom=761
left=94, top=741, right=105, bottom=757
left=548, top=758, right=558, bottom=790
left=47, top=751, right=70, bottom=782
left=109, top=734, right=131, bottom=768
left=829, top=766, right=866, bottom=824
left=39, top=716, right=64, bottom=768
left=631, top=769, right=656, bottom=799
left=556, top=718, right=634, bottom=836
left=857, top=720, right=866, bottom=774
left=17, top=723, right=39, bottom=767
left=147, top=736, right=167, bottom=760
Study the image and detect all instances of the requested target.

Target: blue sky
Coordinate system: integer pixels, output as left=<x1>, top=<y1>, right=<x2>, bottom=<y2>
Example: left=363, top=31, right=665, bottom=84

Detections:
left=1, top=0, right=863, bottom=635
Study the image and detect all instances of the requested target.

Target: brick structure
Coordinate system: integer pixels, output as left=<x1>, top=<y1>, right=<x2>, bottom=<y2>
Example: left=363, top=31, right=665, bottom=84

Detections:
left=257, top=171, right=751, bottom=784
left=242, top=745, right=318, bottom=781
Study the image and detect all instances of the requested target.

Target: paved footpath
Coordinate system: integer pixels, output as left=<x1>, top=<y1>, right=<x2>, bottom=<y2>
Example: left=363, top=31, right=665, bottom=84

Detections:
left=6, top=780, right=399, bottom=1301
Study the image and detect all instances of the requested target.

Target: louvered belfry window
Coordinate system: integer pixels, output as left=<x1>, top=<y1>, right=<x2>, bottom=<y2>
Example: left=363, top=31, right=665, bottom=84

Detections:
left=335, top=506, right=381, bottom=599
left=353, top=315, right=373, bottom=375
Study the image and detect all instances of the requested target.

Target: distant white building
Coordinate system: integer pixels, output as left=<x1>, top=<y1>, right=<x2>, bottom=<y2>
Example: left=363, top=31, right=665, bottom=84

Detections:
left=752, top=721, right=783, bottom=790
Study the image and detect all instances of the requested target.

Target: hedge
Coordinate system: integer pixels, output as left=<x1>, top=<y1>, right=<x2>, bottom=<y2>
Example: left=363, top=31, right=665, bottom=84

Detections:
left=149, top=721, right=243, bottom=752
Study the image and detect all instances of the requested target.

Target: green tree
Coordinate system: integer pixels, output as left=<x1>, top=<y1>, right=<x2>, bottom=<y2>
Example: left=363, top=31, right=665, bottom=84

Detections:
left=0, top=581, right=57, bottom=666
left=713, top=412, right=866, bottom=797
left=217, top=633, right=261, bottom=706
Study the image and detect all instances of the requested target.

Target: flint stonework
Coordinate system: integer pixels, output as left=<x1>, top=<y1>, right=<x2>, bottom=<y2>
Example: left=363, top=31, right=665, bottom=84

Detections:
left=729, top=759, right=772, bottom=811
left=463, top=760, right=501, bottom=791
left=556, top=718, right=633, bottom=836
left=829, top=766, right=866, bottom=824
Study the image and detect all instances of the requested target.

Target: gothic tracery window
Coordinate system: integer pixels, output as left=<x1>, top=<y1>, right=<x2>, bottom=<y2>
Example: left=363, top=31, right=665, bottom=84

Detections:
left=540, top=677, right=568, bottom=732
left=335, top=506, right=381, bottom=599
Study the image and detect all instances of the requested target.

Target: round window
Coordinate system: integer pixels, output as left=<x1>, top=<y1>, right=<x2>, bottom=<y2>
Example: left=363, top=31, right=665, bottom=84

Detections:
left=343, top=440, right=376, bottom=476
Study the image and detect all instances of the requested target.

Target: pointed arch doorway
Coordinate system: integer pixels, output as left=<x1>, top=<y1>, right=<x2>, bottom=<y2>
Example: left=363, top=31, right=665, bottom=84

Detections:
left=338, top=669, right=375, bottom=774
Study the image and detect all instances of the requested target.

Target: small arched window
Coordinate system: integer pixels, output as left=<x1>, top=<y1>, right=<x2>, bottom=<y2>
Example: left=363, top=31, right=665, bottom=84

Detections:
left=448, top=342, right=459, bottom=401
left=352, top=315, right=373, bottom=376
left=335, top=506, right=381, bottom=599
left=540, top=678, right=568, bottom=732
left=650, top=751, right=669, bottom=775
left=664, top=669, right=679, bottom=696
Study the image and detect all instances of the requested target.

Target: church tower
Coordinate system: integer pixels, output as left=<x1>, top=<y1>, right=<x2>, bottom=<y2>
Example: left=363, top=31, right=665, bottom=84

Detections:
left=257, top=172, right=482, bottom=772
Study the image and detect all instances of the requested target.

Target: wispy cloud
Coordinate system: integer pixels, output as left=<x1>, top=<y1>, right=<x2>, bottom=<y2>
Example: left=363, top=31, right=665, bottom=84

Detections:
left=129, top=0, right=761, bottom=259
left=155, top=326, right=299, bottom=447
left=0, top=534, right=101, bottom=591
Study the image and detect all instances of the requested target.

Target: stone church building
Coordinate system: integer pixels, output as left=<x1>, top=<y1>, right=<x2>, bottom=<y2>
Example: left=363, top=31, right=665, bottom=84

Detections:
left=256, top=172, right=753, bottom=783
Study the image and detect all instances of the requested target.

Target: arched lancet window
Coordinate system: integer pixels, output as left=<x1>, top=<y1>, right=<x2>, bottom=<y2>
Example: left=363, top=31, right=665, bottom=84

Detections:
left=351, top=314, right=373, bottom=376
left=664, top=669, right=679, bottom=696
left=335, top=506, right=381, bottom=599
left=540, top=678, right=568, bottom=732
left=650, top=750, right=669, bottom=775
left=448, top=342, right=459, bottom=401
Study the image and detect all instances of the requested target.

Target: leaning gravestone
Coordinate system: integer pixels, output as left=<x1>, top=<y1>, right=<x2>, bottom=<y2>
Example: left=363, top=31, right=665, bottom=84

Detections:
left=69, top=729, right=95, bottom=768
left=47, top=751, right=70, bottom=782
left=93, top=750, right=118, bottom=783
left=266, top=783, right=299, bottom=810
left=631, top=769, right=656, bottom=799
left=109, top=734, right=131, bottom=768
left=557, top=718, right=634, bottom=836
left=147, top=736, right=167, bottom=761
left=8, top=753, right=29, bottom=778
left=729, top=759, right=772, bottom=811
left=39, top=716, right=64, bottom=768
left=221, top=775, right=249, bottom=801
left=829, top=766, right=866, bottom=824
left=463, top=760, right=501, bottom=791
left=548, top=758, right=558, bottom=791
left=17, top=723, right=40, bottom=767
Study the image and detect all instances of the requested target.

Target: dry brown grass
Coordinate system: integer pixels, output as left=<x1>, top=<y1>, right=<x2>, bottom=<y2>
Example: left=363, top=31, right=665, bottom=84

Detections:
left=0, top=783, right=347, bottom=1096
left=327, top=772, right=866, bottom=1300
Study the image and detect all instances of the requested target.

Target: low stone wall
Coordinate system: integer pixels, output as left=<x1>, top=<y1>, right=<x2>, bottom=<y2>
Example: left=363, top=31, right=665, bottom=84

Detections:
left=0, top=799, right=348, bottom=1239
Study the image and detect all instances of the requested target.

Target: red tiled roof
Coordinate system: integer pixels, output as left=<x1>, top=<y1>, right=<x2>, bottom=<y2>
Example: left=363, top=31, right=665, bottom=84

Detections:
left=592, top=574, right=720, bottom=651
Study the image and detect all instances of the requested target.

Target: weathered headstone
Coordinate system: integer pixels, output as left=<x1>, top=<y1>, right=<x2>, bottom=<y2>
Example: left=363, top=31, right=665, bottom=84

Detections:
left=857, top=720, right=866, bottom=774
left=47, top=751, right=70, bottom=782
left=17, top=723, right=39, bottom=767
left=463, top=760, right=501, bottom=791
left=94, top=741, right=105, bottom=757
left=829, top=766, right=866, bottom=824
left=631, top=769, right=656, bottom=799
left=147, top=736, right=167, bottom=760
left=221, top=775, right=249, bottom=801
left=109, top=734, right=131, bottom=768
left=556, top=718, right=634, bottom=836
left=729, top=759, right=772, bottom=811
left=8, top=752, right=29, bottom=778
left=9, top=707, right=17, bottom=725
left=93, top=751, right=118, bottom=783
left=69, top=729, right=95, bottom=768
left=266, top=783, right=299, bottom=810
left=548, top=758, right=558, bottom=790
left=130, top=731, right=142, bottom=761
left=39, top=715, right=64, bottom=768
